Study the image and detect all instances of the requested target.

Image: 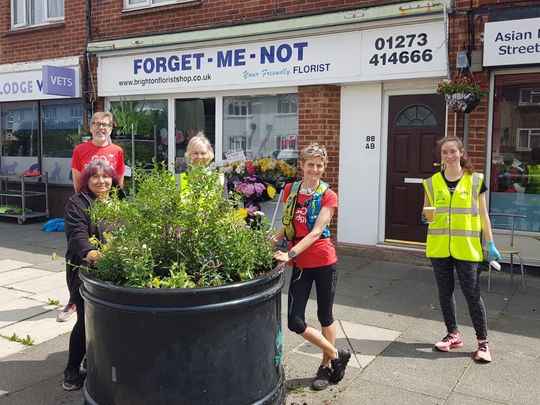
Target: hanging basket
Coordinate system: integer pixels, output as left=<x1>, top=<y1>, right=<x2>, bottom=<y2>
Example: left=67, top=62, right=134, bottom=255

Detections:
left=444, top=93, right=481, bottom=113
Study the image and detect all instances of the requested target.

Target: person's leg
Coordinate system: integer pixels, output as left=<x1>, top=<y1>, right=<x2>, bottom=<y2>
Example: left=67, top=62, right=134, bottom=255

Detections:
left=288, top=266, right=336, bottom=390
left=431, top=257, right=459, bottom=334
left=63, top=276, right=85, bottom=390
left=313, top=264, right=338, bottom=366
left=454, top=260, right=491, bottom=362
left=57, top=266, right=77, bottom=322
left=454, top=260, right=487, bottom=340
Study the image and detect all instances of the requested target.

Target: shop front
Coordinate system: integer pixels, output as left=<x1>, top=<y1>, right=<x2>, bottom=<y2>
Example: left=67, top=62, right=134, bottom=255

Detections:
left=0, top=57, right=83, bottom=216
left=483, top=12, right=540, bottom=266
left=90, top=6, right=448, bottom=248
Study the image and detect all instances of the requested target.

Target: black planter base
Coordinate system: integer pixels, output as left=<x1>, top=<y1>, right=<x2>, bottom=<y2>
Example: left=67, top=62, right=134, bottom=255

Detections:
left=80, top=265, right=285, bottom=405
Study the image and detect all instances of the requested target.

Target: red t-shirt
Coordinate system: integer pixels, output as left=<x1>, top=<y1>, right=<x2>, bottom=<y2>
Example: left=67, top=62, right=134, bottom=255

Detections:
left=282, top=182, right=338, bottom=268
left=71, top=142, right=125, bottom=177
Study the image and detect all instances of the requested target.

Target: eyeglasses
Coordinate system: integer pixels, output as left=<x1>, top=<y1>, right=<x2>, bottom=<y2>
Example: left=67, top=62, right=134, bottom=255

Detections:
left=93, top=122, right=112, bottom=129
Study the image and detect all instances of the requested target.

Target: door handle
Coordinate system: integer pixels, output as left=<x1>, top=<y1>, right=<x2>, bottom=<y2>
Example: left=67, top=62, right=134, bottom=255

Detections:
left=404, top=178, right=424, bottom=184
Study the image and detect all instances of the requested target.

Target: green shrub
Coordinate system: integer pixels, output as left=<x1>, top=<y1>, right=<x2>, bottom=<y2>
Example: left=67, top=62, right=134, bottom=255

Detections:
left=88, top=164, right=275, bottom=288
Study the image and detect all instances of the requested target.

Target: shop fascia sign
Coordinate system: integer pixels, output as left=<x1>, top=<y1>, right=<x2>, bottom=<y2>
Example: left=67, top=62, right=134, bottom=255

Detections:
left=0, top=65, right=80, bottom=102
left=98, top=21, right=447, bottom=96
left=483, top=16, right=540, bottom=66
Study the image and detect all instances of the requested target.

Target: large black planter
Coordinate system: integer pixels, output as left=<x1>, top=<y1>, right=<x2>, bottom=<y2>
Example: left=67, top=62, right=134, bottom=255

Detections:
left=80, top=264, right=285, bottom=405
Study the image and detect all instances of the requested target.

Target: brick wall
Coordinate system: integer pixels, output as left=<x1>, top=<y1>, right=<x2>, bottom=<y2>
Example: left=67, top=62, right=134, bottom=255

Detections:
left=0, top=0, right=87, bottom=64
left=298, top=85, right=341, bottom=236
left=91, top=1, right=404, bottom=41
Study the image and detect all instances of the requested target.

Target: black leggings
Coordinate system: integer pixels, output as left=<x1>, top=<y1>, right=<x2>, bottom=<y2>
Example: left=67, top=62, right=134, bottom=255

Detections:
left=66, top=271, right=85, bottom=372
left=431, top=257, right=487, bottom=340
left=287, top=264, right=338, bottom=334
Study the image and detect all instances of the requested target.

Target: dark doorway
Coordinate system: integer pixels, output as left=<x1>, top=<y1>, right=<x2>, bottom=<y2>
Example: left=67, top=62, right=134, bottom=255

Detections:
left=385, top=94, right=446, bottom=243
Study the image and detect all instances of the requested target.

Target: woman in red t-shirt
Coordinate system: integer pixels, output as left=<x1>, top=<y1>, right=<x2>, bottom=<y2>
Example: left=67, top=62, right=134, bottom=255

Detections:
left=274, top=143, right=350, bottom=391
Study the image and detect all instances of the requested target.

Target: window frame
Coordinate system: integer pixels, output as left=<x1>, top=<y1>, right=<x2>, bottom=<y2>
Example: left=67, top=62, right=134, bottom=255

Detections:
left=516, top=128, right=540, bottom=151
left=11, top=0, right=64, bottom=29
left=124, top=0, right=196, bottom=12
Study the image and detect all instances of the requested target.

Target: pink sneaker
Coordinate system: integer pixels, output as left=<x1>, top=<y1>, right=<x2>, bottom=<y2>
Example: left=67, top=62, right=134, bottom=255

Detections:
left=474, top=340, right=492, bottom=362
left=434, top=332, right=463, bottom=352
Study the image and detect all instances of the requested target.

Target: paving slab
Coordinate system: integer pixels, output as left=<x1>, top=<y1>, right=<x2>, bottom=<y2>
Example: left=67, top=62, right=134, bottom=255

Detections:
left=0, top=268, right=53, bottom=287
left=360, top=337, right=471, bottom=399
left=0, top=297, right=55, bottom=329
left=0, top=310, right=75, bottom=347
left=0, top=260, right=33, bottom=274
left=455, top=351, right=540, bottom=405
left=0, top=288, right=26, bottom=305
left=0, top=339, right=23, bottom=361
left=292, top=320, right=401, bottom=369
left=489, top=314, right=540, bottom=357
left=445, top=391, right=507, bottom=405
left=6, top=272, right=66, bottom=295
left=336, top=377, right=442, bottom=405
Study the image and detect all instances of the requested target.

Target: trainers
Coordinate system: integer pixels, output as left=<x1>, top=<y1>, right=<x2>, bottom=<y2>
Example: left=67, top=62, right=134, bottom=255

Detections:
left=474, top=340, right=492, bottom=363
left=63, top=367, right=83, bottom=391
left=330, top=348, right=351, bottom=383
left=56, top=303, right=76, bottom=322
left=434, top=332, right=463, bottom=352
left=311, top=365, right=332, bottom=390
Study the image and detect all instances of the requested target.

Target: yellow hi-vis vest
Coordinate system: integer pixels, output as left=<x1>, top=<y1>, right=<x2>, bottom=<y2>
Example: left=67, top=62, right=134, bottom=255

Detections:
left=423, top=172, right=483, bottom=261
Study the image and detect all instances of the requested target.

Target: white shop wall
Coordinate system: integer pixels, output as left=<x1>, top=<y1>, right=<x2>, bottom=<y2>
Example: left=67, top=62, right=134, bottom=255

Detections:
left=338, top=83, right=382, bottom=245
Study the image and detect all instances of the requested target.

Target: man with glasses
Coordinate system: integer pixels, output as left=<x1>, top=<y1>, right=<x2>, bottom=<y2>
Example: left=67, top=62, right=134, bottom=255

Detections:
left=71, top=112, right=125, bottom=193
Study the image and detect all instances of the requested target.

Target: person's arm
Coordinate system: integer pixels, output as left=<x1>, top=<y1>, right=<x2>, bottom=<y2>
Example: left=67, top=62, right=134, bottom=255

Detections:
left=72, top=169, right=81, bottom=192
left=272, top=227, right=285, bottom=245
left=65, top=196, right=97, bottom=261
left=117, top=175, right=124, bottom=189
left=479, top=193, right=494, bottom=243
left=274, top=206, right=335, bottom=262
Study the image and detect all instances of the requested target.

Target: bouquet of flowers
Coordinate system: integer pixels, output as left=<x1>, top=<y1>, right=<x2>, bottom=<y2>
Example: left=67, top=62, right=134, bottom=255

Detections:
left=216, top=157, right=297, bottom=219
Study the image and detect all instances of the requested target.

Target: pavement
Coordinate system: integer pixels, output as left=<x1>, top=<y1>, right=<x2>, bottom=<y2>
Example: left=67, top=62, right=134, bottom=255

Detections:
left=0, top=220, right=539, bottom=405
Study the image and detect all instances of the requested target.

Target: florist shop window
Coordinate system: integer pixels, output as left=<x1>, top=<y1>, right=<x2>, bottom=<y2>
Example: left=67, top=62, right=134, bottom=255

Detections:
left=222, top=94, right=298, bottom=166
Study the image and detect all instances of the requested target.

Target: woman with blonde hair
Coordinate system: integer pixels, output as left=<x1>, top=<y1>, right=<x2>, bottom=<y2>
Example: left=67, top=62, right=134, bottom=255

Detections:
left=185, top=132, right=214, bottom=167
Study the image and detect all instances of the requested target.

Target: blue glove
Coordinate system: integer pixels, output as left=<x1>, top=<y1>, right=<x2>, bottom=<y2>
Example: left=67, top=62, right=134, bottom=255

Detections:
left=486, top=241, right=501, bottom=261
left=420, top=212, right=428, bottom=224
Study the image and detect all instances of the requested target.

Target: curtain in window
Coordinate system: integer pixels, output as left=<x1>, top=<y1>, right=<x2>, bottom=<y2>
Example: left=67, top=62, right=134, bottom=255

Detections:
left=47, top=0, right=64, bottom=18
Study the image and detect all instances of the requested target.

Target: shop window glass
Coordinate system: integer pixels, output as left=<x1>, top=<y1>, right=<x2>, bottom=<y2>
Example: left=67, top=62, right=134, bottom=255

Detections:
left=42, top=100, right=83, bottom=158
left=11, top=0, right=64, bottom=28
left=490, top=73, right=540, bottom=232
left=222, top=94, right=298, bottom=165
left=0, top=102, right=38, bottom=157
left=41, top=100, right=83, bottom=184
left=174, top=98, right=215, bottom=172
left=110, top=99, right=169, bottom=170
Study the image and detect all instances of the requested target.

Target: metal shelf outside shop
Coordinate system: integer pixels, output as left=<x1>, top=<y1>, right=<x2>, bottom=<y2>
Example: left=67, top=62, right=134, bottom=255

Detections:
left=0, top=173, right=49, bottom=224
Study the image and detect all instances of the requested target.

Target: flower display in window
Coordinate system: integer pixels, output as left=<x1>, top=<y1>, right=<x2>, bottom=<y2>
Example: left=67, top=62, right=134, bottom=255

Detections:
left=216, top=157, right=297, bottom=217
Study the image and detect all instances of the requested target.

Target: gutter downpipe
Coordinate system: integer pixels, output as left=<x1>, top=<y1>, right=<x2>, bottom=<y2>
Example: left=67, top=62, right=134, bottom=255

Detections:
left=83, top=0, right=93, bottom=120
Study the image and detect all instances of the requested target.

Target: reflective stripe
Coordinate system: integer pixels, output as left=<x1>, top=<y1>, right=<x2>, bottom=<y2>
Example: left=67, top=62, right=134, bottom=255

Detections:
left=425, top=177, right=434, bottom=203
left=449, top=207, right=474, bottom=215
left=452, top=229, right=481, bottom=237
left=428, top=228, right=481, bottom=238
left=471, top=173, right=480, bottom=216
left=428, top=228, right=448, bottom=235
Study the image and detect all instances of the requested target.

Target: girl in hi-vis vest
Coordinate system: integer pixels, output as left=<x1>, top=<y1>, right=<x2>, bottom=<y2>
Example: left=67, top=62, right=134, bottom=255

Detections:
left=423, top=136, right=501, bottom=363
left=273, top=143, right=350, bottom=391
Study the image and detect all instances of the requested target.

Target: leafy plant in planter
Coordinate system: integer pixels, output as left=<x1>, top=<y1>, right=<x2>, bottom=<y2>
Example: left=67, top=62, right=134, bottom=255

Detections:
left=79, top=164, right=286, bottom=405
left=86, top=163, right=275, bottom=288
left=436, top=74, right=489, bottom=113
